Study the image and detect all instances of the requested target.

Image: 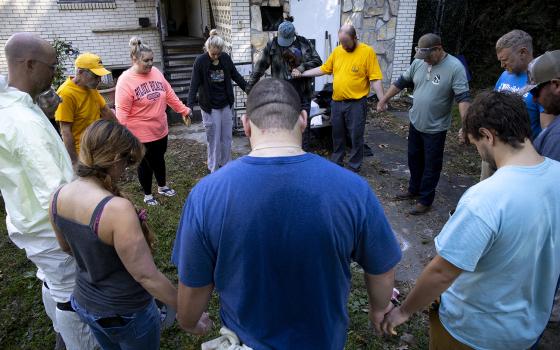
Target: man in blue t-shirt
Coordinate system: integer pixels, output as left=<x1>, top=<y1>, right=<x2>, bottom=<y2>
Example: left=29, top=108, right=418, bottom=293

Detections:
left=481, top=30, right=552, bottom=180
left=381, top=91, right=560, bottom=349
left=172, top=78, right=402, bottom=349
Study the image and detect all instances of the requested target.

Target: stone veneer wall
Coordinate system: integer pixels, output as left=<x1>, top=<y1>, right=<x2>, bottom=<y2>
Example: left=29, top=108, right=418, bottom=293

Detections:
left=210, top=0, right=233, bottom=53
left=249, top=0, right=290, bottom=65
left=342, top=0, right=417, bottom=86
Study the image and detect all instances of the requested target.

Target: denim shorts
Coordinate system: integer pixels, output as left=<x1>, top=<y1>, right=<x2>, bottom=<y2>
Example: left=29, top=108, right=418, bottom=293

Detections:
left=71, top=296, right=160, bottom=350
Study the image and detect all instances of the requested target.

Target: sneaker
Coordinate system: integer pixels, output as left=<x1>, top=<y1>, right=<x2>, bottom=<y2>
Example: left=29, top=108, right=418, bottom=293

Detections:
left=409, top=203, right=431, bottom=215
left=158, top=186, right=176, bottom=197
left=144, top=195, right=159, bottom=206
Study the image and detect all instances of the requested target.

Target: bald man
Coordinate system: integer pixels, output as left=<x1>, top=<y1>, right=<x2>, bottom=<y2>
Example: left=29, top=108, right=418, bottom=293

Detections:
left=0, top=33, right=97, bottom=349
left=300, top=25, right=385, bottom=172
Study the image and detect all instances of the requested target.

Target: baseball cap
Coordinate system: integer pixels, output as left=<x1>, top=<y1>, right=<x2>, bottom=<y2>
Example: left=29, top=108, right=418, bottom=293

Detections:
left=75, top=53, right=111, bottom=76
left=414, top=33, right=442, bottom=59
left=277, top=21, right=296, bottom=47
left=528, top=50, right=560, bottom=94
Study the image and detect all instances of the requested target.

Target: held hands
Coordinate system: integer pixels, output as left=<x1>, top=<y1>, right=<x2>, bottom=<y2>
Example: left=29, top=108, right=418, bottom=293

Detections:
left=369, top=302, right=394, bottom=334
left=380, top=306, right=411, bottom=336
left=188, top=312, right=213, bottom=335
left=291, top=68, right=302, bottom=79
left=376, top=100, right=388, bottom=113
left=182, top=108, right=192, bottom=128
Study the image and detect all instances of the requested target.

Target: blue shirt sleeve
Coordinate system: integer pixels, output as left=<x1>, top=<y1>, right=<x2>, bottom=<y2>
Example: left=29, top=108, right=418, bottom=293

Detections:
left=353, top=189, right=402, bottom=275
left=172, top=187, right=215, bottom=287
left=435, top=202, right=495, bottom=272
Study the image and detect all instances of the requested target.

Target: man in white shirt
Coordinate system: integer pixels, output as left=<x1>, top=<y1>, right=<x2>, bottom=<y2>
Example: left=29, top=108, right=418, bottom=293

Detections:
left=0, top=33, right=97, bottom=349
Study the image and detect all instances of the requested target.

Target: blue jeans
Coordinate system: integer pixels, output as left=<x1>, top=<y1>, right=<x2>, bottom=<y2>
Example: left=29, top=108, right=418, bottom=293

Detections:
left=407, top=123, right=447, bottom=206
left=71, top=296, right=160, bottom=350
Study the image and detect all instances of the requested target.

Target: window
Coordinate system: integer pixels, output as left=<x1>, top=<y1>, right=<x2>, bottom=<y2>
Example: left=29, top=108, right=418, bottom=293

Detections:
left=260, top=6, right=284, bottom=32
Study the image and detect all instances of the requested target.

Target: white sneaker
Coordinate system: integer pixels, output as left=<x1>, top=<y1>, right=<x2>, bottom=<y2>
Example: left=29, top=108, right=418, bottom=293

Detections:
left=158, top=186, right=176, bottom=197
left=144, top=194, right=159, bottom=206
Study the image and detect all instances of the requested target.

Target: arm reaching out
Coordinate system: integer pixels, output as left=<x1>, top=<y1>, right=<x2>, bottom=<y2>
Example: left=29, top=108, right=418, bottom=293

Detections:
left=381, top=255, right=462, bottom=335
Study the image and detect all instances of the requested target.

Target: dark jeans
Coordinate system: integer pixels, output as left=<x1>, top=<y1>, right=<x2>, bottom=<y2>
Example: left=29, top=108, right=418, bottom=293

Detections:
left=408, top=123, right=447, bottom=206
left=138, top=135, right=168, bottom=195
left=330, top=98, right=367, bottom=171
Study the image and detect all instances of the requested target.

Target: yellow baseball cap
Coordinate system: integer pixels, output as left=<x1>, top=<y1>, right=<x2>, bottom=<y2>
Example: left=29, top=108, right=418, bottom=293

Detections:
left=75, top=53, right=111, bottom=76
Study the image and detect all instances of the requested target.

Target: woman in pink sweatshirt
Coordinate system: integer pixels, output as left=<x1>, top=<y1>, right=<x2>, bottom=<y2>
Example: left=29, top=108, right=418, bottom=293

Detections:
left=116, top=37, right=191, bottom=206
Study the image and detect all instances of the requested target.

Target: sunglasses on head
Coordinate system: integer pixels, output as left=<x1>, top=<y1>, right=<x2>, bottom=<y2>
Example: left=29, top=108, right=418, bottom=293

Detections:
left=415, top=46, right=440, bottom=54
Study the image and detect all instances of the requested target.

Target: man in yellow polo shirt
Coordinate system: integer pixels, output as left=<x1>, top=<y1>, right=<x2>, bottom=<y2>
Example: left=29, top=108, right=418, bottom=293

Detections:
left=55, top=53, right=116, bottom=165
left=299, top=24, right=385, bottom=172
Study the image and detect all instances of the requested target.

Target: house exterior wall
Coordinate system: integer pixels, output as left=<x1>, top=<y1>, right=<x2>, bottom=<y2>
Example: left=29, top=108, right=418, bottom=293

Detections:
left=249, top=0, right=289, bottom=64
left=209, top=0, right=233, bottom=53
left=0, top=0, right=162, bottom=75
left=391, top=0, right=417, bottom=82
left=342, top=0, right=417, bottom=87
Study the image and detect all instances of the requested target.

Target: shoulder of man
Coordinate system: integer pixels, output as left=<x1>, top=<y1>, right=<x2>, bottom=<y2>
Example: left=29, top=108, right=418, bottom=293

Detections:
left=0, top=106, right=52, bottom=146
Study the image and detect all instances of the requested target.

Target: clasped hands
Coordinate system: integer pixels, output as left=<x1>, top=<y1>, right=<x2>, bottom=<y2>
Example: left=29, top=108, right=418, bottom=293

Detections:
left=370, top=302, right=412, bottom=336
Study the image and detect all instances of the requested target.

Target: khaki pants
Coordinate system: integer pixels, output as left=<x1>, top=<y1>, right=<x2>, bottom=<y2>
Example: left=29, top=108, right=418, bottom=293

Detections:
left=429, top=307, right=473, bottom=350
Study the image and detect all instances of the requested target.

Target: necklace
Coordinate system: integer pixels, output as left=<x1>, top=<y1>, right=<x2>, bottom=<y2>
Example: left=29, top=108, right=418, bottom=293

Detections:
left=252, top=145, right=302, bottom=152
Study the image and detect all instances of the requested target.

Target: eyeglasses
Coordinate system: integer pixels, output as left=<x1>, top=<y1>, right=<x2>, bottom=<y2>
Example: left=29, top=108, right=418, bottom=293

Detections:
left=33, top=59, right=58, bottom=71
left=415, top=46, right=439, bottom=54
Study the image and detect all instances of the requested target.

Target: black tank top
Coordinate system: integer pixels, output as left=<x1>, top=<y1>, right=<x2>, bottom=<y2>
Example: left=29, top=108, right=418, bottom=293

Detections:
left=51, top=187, right=152, bottom=316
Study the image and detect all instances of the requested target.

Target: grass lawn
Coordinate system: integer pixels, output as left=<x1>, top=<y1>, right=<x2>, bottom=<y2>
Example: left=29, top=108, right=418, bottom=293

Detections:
left=0, top=138, right=429, bottom=350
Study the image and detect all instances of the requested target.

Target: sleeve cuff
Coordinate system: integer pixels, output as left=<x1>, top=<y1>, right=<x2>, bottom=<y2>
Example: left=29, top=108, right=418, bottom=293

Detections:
left=394, top=75, right=411, bottom=90
left=455, top=91, right=472, bottom=103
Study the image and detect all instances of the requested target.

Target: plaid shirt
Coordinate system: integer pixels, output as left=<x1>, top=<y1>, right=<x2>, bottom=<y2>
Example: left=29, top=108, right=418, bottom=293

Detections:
left=247, top=36, right=322, bottom=98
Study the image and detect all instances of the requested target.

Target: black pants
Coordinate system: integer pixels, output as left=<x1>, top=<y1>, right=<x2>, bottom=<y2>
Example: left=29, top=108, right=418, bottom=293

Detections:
left=330, top=98, right=367, bottom=171
left=138, top=135, right=168, bottom=195
left=407, top=123, right=447, bottom=206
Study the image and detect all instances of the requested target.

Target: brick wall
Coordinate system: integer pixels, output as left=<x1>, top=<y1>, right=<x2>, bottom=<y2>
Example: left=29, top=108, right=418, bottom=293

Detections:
left=230, top=0, right=251, bottom=63
left=391, top=0, right=417, bottom=83
left=0, top=0, right=162, bottom=76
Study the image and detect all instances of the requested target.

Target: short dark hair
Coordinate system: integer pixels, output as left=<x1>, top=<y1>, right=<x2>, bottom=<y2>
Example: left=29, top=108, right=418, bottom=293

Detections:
left=246, top=78, right=301, bottom=130
left=463, top=90, right=531, bottom=148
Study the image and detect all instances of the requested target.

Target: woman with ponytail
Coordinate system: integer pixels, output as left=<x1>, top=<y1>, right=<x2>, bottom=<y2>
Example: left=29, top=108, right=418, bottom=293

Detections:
left=188, top=29, right=248, bottom=173
left=48, top=120, right=211, bottom=349
left=116, top=36, right=191, bottom=206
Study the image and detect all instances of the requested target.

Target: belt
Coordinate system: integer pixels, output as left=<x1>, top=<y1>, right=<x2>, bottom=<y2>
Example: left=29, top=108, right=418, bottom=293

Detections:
left=43, top=281, right=75, bottom=312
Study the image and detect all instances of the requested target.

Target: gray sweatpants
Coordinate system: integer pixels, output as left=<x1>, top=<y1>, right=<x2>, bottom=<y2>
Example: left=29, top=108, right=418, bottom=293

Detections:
left=202, top=106, right=233, bottom=173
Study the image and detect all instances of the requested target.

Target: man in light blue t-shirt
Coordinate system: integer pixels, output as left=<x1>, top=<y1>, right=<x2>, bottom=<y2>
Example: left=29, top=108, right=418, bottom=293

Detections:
left=381, top=91, right=560, bottom=350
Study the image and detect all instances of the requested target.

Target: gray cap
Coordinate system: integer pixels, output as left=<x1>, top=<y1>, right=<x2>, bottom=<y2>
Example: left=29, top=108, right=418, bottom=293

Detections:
left=414, top=33, right=442, bottom=59
left=528, top=50, right=560, bottom=93
left=277, top=21, right=296, bottom=47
